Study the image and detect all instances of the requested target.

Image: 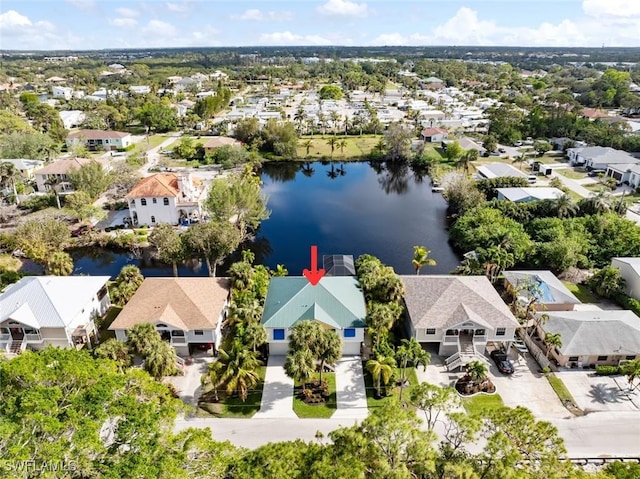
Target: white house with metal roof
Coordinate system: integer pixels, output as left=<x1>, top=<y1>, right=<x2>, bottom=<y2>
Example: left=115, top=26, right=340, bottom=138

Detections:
left=611, top=257, right=640, bottom=301
left=567, top=146, right=639, bottom=169
left=261, top=276, right=367, bottom=355
left=503, top=270, right=581, bottom=311
left=496, top=187, right=564, bottom=203
left=536, top=310, right=640, bottom=368
left=476, top=163, right=528, bottom=180
left=0, top=276, right=111, bottom=355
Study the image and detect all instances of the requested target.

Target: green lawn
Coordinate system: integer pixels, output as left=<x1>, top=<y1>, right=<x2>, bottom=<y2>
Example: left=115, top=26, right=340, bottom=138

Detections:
left=561, top=281, right=599, bottom=303
left=131, top=134, right=167, bottom=155
left=547, top=374, right=583, bottom=415
left=296, top=135, right=381, bottom=159
left=365, top=366, right=418, bottom=409
left=557, top=168, right=587, bottom=180
left=292, top=372, right=337, bottom=418
left=197, top=366, right=267, bottom=418
left=462, top=393, right=504, bottom=416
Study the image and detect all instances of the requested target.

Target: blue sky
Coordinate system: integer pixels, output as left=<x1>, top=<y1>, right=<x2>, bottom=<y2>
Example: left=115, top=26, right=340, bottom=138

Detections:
left=1, top=0, right=638, bottom=50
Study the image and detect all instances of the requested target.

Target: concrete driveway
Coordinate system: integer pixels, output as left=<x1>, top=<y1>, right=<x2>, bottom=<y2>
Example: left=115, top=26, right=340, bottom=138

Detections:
left=165, top=353, right=214, bottom=410
left=332, top=356, right=368, bottom=419
left=253, top=355, right=297, bottom=418
left=559, top=371, right=639, bottom=412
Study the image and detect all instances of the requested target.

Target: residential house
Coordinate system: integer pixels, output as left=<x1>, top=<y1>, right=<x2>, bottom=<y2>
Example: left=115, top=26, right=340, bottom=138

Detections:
left=420, top=127, right=448, bottom=143
left=0, top=276, right=111, bottom=354
left=401, top=275, right=520, bottom=369
left=476, top=163, right=528, bottom=180
left=52, top=86, right=73, bottom=100
left=59, top=110, right=86, bottom=129
left=567, top=146, right=639, bottom=169
left=202, top=136, right=243, bottom=155
left=581, top=108, right=611, bottom=120
left=535, top=310, right=640, bottom=368
left=174, top=77, right=201, bottom=92
left=66, top=129, right=133, bottom=151
left=605, top=163, right=640, bottom=187
left=503, top=270, right=581, bottom=311
left=174, top=99, right=195, bottom=117
left=34, top=157, right=106, bottom=193
left=549, top=137, right=586, bottom=151
left=261, top=277, right=367, bottom=356
left=109, top=277, right=229, bottom=356
left=130, top=85, right=151, bottom=95
left=496, top=187, right=564, bottom=203
left=611, top=258, right=640, bottom=300
left=126, top=173, right=205, bottom=226
left=196, top=91, right=216, bottom=99
left=0, top=159, right=44, bottom=179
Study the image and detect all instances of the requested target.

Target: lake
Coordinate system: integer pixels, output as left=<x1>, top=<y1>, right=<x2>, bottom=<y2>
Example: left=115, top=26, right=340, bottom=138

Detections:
left=70, top=161, right=460, bottom=277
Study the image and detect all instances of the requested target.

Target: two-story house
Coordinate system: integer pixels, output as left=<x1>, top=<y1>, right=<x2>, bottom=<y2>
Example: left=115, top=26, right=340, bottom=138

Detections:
left=34, top=157, right=106, bottom=194
left=0, top=276, right=111, bottom=354
left=401, top=275, right=520, bottom=371
left=109, top=277, right=230, bottom=356
left=66, top=129, right=132, bottom=151
left=126, top=173, right=205, bottom=226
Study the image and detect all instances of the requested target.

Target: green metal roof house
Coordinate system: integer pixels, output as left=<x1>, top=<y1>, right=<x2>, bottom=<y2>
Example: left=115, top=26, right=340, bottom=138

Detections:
left=261, top=276, right=366, bottom=355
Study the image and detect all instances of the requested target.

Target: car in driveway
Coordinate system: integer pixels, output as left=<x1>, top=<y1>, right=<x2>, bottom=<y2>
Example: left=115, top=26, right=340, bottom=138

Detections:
left=490, top=350, right=515, bottom=374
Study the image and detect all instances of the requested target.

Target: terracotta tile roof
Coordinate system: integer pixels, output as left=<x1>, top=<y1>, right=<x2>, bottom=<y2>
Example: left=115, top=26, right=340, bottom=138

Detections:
left=35, top=157, right=100, bottom=175
left=67, top=129, right=131, bottom=140
left=125, top=173, right=180, bottom=198
left=581, top=108, right=610, bottom=119
left=109, top=277, right=230, bottom=331
left=421, top=127, right=448, bottom=137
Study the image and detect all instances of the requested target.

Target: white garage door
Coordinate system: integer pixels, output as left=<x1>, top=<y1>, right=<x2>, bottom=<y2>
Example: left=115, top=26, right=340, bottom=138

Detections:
left=342, top=341, right=361, bottom=356
left=268, top=341, right=289, bottom=356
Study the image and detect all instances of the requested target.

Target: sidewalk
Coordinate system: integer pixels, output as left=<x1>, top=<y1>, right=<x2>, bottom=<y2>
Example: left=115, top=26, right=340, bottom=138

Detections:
left=332, top=356, right=369, bottom=419
left=253, top=355, right=297, bottom=418
left=550, top=172, right=592, bottom=198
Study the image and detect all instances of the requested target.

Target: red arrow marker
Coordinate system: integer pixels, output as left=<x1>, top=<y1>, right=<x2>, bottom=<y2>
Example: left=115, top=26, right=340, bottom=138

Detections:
left=303, top=245, right=325, bottom=286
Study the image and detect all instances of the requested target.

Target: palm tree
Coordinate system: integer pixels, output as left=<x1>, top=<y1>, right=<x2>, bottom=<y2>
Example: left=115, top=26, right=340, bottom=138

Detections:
left=284, top=348, right=315, bottom=385
left=149, top=223, right=184, bottom=277
left=45, top=251, right=74, bottom=275
left=544, top=332, right=563, bottom=359
left=94, top=338, right=132, bottom=372
left=293, top=107, right=305, bottom=132
left=301, top=139, right=313, bottom=157
left=144, top=339, right=178, bottom=379
left=466, top=360, right=488, bottom=384
left=314, top=330, right=342, bottom=384
left=111, top=265, right=144, bottom=306
left=342, top=115, right=351, bottom=135
left=44, top=176, right=63, bottom=209
left=620, top=359, right=640, bottom=392
left=480, top=245, right=515, bottom=283
left=242, top=321, right=267, bottom=353
left=366, top=354, right=396, bottom=398
left=330, top=111, right=341, bottom=135
left=126, top=323, right=161, bottom=356
left=326, top=137, right=338, bottom=158
left=412, top=246, right=437, bottom=275
left=337, top=139, right=348, bottom=157
left=0, top=163, right=22, bottom=205
left=396, top=338, right=430, bottom=399
left=215, top=342, right=263, bottom=401
left=512, top=153, right=528, bottom=171
left=552, top=194, right=578, bottom=218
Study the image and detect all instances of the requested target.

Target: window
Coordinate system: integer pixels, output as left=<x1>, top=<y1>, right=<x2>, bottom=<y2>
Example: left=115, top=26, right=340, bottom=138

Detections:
left=626, top=355, right=636, bottom=360
left=496, top=328, right=506, bottom=336
left=425, top=328, right=436, bottom=335
left=163, top=197, right=169, bottom=206
left=273, top=329, right=285, bottom=340
left=1, top=328, right=9, bottom=334
left=597, top=355, right=608, bottom=361
left=97, top=285, right=108, bottom=300
left=141, top=198, right=147, bottom=206
left=156, top=324, right=167, bottom=328
left=130, top=200, right=136, bottom=207
left=568, top=356, right=579, bottom=362
left=475, top=329, right=486, bottom=336
left=171, top=330, right=185, bottom=337
left=152, top=198, right=157, bottom=204
left=151, top=216, right=156, bottom=223
left=344, top=328, right=356, bottom=338
left=194, top=330, right=204, bottom=336
left=445, top=329, right=458, bottom=336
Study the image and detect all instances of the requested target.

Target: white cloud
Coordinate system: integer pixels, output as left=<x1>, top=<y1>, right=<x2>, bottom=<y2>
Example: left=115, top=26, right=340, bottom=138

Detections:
left=260, top=31, right=332, bottom=46
left=317, top=0, right=369, bottom=18
left=583, top=0, right=640, bottom=17
left=166, top=2, right=190, bottom=13
left=0, top=10, right=55, bottom=36
left=0, top=10, right=32, bottom=29
left=373, top=6, right=638, bottom=47
left=116, top=7, right=139, bottom=18
left=142, top=20, right=178, bottom=37
left=109, top=18, right=138, bottom=28
left=66, top=0, right=97, bottom=11
left=233, top=9, right=293, bottom=22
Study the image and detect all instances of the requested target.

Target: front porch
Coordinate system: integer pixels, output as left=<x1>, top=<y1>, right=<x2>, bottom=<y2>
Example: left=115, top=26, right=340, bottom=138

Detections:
left=0, top=326, right=43, bottom=355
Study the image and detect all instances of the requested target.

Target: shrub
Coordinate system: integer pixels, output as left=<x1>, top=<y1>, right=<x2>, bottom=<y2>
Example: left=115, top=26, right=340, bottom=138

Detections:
left=19, top=194, right=56, bottom=211
left=596, top=365, right=620, bottom=376
left=614, top=293, right=640, bottom=317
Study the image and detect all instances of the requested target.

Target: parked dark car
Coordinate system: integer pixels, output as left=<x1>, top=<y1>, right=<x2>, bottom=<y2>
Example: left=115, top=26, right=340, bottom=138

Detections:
left=490, top=350, right=515, bottom=374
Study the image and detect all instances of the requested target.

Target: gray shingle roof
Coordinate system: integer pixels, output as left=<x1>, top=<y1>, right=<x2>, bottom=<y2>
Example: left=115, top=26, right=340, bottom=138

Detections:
left=261, top=277, right=366, bottom=329
left=401, top=275, right=519, bottom=330
left=0, top=276, right=110, bottom=329
left=540, top=310, right=640, bottom=356
left=323, top=255, right=356, bottom=276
